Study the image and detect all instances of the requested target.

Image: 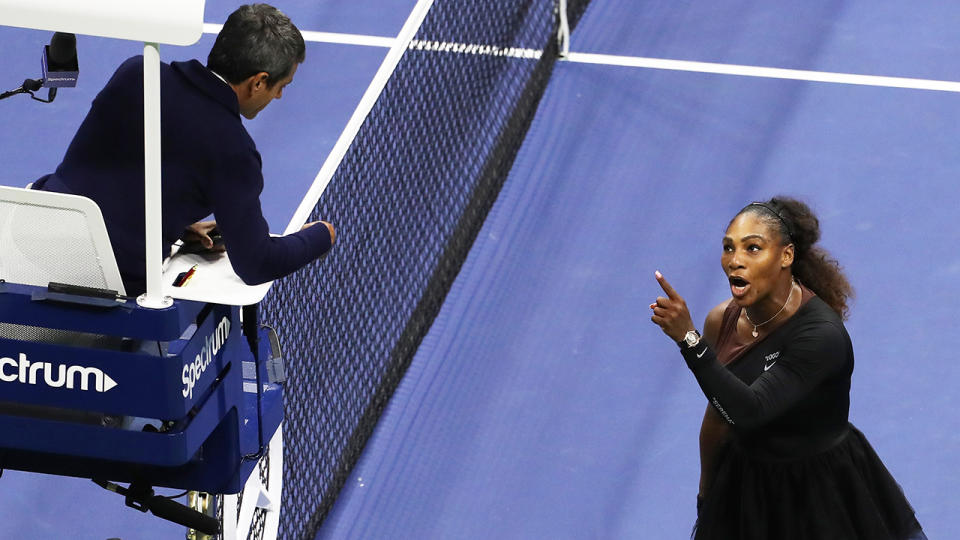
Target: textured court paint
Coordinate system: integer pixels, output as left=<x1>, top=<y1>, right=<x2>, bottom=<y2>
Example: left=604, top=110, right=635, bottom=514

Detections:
left=573, top=0, right=960, bottom=81
left=202, top=0, right=418, bottom=39
left=320, top=60, right=957, bottom=540
left=2, top=1, right=959, bottom=538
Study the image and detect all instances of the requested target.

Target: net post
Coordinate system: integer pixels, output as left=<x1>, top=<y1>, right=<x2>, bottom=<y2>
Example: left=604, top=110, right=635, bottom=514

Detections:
left=557, top=0, right=570, bottom=58
left=138, top=42, right=172, bottom=309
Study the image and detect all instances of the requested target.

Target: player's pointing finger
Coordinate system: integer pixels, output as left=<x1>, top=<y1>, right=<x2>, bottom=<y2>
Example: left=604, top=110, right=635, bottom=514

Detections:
left=655, top=270, right=680, bottom=300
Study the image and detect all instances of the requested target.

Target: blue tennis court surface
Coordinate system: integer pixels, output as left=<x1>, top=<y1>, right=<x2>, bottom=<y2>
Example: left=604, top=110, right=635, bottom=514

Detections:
left=2, top=0, right=959, bottom=538
left=320, top=2, right=959, bottom=539
left=576, top=0, right=960, bottom=80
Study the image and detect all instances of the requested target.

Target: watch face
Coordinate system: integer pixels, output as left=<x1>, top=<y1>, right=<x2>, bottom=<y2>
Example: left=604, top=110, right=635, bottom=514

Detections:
left=684, top=331, right=699, bottom=346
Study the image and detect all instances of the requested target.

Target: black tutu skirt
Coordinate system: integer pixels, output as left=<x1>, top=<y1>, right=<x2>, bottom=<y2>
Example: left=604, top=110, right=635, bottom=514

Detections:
left=694, top=424, right=925, bottom=540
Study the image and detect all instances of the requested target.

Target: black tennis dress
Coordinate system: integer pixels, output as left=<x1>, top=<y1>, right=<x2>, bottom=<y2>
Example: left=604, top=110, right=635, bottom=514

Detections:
left=681, top=292, right=925, bottom=540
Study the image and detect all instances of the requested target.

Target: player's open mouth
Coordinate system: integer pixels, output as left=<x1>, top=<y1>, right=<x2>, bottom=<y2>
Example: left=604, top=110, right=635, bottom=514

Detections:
left=729, top=275, right=750, bottom=297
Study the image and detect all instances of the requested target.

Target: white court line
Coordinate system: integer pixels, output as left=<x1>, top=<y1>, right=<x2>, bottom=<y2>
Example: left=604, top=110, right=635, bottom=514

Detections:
left=301, top=30, right=394, bottom=48
left=563, top=52, right=960, bottom=93
left=204, top=22, right=960, bottom=93
left=199, top=21, right=960, bottom=220
left=281, top=0, right=436, bottom=234
left=202, top=23, right=394, bottom=48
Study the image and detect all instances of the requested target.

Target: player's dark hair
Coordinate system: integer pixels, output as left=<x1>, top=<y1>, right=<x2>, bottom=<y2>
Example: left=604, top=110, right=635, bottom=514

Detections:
left=207, top=4, right=305, bottom=87
left=738, top=196, right=854, bottom=320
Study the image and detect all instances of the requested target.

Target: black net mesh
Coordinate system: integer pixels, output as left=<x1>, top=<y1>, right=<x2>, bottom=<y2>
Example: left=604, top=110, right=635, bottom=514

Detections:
left=259, top=1, right=591, bottom=538
left=248, top=509, right=267, bottom=540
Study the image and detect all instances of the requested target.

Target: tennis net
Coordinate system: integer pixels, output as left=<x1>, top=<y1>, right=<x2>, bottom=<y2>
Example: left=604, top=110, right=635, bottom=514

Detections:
left=260, top=1, right=592, bottom=537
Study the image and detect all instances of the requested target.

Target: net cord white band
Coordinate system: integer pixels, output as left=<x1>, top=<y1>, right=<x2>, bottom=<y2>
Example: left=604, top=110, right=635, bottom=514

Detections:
left=203, top=22, right=960, bottom=94
left=199, top=18, right=960, bottom=236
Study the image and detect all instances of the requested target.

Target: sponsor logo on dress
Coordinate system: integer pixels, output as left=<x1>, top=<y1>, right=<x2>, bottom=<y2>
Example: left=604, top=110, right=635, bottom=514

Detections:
left=764, top=351, right=780, bottom=371
left=711, top=397, right=735, bottom=425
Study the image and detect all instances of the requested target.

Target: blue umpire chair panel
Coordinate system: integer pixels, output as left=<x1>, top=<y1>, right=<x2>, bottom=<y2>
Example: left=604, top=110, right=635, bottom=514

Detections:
left=0, top=186, right=285, bottom=532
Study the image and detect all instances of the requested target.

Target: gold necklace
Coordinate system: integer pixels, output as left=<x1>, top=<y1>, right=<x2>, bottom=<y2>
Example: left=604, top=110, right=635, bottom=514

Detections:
left=744, top=282, right=795, bottom=338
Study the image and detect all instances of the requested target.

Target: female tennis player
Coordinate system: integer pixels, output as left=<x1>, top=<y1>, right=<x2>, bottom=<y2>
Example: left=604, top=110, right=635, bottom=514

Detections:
left=650, top=196, right=925, bottom=540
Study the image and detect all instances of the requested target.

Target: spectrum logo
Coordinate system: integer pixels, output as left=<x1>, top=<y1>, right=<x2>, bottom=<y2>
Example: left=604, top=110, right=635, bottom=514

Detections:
left=182, top=316, right=231, bottom=400
left=0, top=353, right=118, bottom=393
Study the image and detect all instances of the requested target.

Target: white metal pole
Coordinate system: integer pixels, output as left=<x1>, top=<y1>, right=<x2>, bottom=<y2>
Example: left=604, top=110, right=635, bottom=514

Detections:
left=138, top=42, right=172, bottom=308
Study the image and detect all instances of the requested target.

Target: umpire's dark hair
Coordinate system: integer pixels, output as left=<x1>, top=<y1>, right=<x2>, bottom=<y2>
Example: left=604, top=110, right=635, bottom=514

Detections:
left=737, top=196, right=854, bottom=320
left=207, top=4, right=305, bottom=87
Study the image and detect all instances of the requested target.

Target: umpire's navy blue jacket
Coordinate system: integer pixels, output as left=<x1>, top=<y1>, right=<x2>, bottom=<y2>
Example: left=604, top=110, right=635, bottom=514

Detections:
left=35, top=56, right=331, bottom=294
